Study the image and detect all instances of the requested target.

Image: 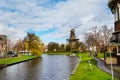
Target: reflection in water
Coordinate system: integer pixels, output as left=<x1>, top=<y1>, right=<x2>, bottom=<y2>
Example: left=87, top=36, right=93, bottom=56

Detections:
left=0, top=54, right=79, bottom=80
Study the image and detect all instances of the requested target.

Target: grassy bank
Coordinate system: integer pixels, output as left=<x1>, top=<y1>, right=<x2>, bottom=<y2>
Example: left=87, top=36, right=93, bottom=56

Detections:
left=70, top=53, right=118, bottom=80
left=0, top=55, right=37, bottom=66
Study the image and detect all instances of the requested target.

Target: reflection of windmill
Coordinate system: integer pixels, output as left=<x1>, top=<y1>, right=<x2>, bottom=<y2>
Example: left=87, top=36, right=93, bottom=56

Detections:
left=66, top=22, right=80, bottom=53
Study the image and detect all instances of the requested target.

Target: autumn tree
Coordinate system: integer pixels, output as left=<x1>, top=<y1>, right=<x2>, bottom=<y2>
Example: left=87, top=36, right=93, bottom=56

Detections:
left=24, top=32, right=44, bottom=57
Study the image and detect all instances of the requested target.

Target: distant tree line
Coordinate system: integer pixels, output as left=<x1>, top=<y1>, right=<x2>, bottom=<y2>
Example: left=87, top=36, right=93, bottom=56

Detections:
left=46, top=41, right=87, bottom=53
left=47, top=42, right=65, bottom=52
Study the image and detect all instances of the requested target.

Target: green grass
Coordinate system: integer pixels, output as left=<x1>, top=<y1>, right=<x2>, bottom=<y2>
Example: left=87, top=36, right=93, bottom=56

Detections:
left=70, top=53, right=118, bottom=80
left=97, top=53, right=104, bottom=58
left=90, top=52, right=110, bottom=58
left=0, top=55, right=37, bottom=65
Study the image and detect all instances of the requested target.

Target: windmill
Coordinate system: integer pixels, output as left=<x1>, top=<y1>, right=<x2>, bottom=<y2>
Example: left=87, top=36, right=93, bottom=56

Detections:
left=66, top=22, right=80, bottom=53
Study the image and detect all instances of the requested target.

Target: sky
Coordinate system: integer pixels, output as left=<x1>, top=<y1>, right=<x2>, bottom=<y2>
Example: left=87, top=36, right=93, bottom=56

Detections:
left=0, top=0, right=114, bottom=45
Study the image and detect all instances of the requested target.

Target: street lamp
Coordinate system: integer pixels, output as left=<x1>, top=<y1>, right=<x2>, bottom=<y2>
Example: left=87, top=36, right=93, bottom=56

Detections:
left=109, top=44, right=114, bottom=80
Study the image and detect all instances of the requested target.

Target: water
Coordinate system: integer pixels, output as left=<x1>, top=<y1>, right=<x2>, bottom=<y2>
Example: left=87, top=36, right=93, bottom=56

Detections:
left=0, top=54, right=79, bottom=80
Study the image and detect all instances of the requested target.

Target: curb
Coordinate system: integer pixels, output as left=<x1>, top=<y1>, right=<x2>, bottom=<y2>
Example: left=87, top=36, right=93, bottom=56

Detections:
left=71, top=57, right=80, bottom=75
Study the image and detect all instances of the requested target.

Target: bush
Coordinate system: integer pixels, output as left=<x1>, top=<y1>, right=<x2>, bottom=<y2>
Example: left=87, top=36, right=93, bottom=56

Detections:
left=111, top=48, right=117, bottom=57
left=72, top=49, right=80, bottom=55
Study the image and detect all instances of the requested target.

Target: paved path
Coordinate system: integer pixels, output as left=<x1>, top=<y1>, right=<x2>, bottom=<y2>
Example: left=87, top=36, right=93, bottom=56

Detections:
left=95, top=58, right=120, bottom=80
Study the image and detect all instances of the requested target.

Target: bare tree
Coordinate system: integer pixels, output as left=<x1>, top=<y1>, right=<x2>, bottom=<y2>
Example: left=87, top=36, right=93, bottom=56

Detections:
left=13, top=39, right=24, bottom=53
left=84, top=26, right=101, bottom=53
left=7, top=39, right=13, bottom=51
left=84, top=32, right=95, bottom=52
left=84, top=25, right=113, bottom=53
left=101, top=25, right=113, bottom=52
left=91, top=26, right=103, bottom=53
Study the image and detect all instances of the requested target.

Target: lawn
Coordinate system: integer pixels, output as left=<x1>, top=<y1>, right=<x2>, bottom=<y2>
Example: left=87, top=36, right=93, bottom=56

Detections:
left=70, top=53, right=118, bottom=80
left=0, top=55, right=37, bottom=65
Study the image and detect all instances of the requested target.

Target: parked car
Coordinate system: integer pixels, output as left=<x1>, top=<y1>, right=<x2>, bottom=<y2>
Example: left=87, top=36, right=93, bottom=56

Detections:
left=7, top=51, right=18, bottom=57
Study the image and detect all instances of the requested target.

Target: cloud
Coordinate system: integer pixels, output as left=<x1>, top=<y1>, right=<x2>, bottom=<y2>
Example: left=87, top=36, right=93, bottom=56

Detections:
left=0, top=24, right=26, bottom=41
left=0, top=0, right=114, bottom=44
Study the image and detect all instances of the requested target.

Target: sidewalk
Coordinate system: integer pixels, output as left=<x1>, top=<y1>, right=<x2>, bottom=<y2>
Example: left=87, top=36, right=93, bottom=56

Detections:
left=95, top=58, right=120, bottom=79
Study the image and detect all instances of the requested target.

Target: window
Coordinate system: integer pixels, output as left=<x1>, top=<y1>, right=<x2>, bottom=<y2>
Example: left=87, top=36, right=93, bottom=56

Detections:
left=117, top=3, right=120, bottom=21
left=113, top=8, right=118, bottom=21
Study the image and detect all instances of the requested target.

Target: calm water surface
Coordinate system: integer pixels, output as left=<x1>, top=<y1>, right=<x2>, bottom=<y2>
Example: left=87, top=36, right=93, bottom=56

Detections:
left=0, top=54, right=79, bottom=80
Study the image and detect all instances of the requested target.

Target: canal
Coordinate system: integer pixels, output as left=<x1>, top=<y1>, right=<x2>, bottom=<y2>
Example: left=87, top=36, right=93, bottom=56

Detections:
left=0, top=54, right=79, bottom=80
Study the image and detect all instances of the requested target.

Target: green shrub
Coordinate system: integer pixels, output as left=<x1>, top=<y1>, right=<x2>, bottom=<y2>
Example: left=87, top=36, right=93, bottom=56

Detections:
left=111, top=48, right=117, bottom=57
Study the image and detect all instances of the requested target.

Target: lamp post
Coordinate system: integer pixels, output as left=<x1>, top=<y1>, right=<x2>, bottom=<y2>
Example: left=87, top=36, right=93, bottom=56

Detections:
left=110, top=51, right=114, bottom=80
left=109, top=44, right=114, bottom=80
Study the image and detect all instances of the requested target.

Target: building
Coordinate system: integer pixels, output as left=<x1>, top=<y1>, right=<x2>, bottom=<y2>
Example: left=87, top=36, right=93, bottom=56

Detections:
left=108, top=0, right=120, bottom=65
left=0, top=35, right=7, bottom=57
left=67, top=29, right=79, bottom=52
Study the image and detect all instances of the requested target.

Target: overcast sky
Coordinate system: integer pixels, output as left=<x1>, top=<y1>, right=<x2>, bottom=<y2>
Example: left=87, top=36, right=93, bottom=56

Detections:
left=0, top=0, right=114, bottom=45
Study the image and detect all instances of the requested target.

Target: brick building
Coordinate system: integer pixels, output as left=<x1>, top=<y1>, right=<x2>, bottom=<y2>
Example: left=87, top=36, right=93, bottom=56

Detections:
left=0, top=35, right=7, bottom=57
left=108, top=0, right=120, bottom=65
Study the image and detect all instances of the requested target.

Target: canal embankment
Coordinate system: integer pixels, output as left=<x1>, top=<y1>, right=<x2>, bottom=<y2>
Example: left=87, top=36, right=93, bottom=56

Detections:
left=71, top=56, right=80, bottom=75
left=0, top=55, right=38, bottom=68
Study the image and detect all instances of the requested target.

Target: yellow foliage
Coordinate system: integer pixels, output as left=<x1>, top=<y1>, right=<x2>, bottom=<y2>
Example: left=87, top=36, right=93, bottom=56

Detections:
left=24, top=33, right=44, bottom=57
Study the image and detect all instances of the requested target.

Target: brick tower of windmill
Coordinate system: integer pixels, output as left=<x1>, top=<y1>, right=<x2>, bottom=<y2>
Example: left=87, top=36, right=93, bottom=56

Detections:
left=67, top=29, right=79, bottom=52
